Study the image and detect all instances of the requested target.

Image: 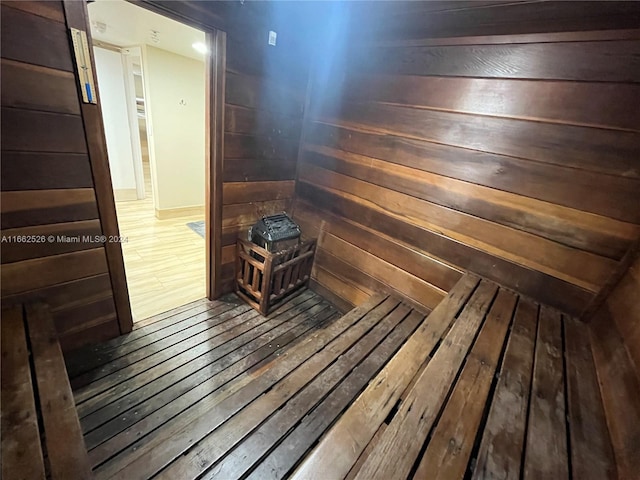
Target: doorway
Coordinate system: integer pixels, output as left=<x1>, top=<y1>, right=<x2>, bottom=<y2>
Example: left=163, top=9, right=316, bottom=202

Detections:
left=88, top=0, right=211, bottom=321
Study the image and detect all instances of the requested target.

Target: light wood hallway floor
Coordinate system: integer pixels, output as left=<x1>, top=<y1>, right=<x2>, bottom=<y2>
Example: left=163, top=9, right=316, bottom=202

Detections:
left=115, top=159, right=205, bottom=321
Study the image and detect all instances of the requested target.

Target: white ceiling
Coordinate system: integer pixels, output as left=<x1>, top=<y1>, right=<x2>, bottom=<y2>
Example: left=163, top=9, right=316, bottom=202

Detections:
left=88, top=0, right=206, bottom=61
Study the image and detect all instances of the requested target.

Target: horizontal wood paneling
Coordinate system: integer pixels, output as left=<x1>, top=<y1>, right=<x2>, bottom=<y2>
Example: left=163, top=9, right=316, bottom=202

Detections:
left=222, top=225, right=252, bottom=247
left=1, top=248, right=109, bottom=297
left=224, top=105, right=301, bottom=139
left=223, top=157, right=297, bottom=182
left=33, top=274, right=114, bottom=310
left=0, top=3, right=73, bottom=71
left=59, top=317, right=120, bottom=353
left=1, top=1, right=122, bottom=351
left=298, top=164, right=614, bottom=292
left=352, top=41, right=640, bottom=82
left=1, top=108, right=88, bottom=153
left=222, top=199, right=291, bottom=229
left=219, top=38, right=307, bottom=295
left=1, top=220, right=103, bottom=263
left=317, top=102, right=640, bottom=179
left=1, top=152, right=94, bottom=191
left=225, top=35, right=309, bottom=91
left=52, top=295, right=117, bottom=336
left=343, top=74, right=640, bottom=131
left=352, top=2, right=640, bottom=41
left=225, top=71, right=304, bottom=116
left=305, top=123, right=640, bottom=225
left=320, top=232, right=445, bottom=310
left=1, top=189, right=97, bottom=213
left=295, top=181, right=592, bottom=315
left=294, top=201, right=462, bottom=293
left=307, top=277, right=356, bottom=313
left=370, top=28, right=640, bottom=47
left=314, top=248, right=379, bottom=297
left=4, top=0, right=66, bottom=22
left=223, top=181, right=296, bottom=205
left=301, top=146, right=637, bottom=259
left=295, top=23, right=640, bottom=314
left=1, top=59, right=80, bottom=115
left=311, top=266, right=371, bottom=309
left=224, top=132, right=299, bottom=161
left=1, top=189, right=99, bottom=229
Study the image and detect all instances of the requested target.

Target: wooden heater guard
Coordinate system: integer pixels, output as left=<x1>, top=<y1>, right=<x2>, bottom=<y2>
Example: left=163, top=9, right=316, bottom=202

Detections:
left=235, top=238, right=317, bottom=315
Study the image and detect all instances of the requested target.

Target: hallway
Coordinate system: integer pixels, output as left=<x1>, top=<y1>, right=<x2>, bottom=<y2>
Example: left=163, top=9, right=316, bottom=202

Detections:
left=116, top=159, right=206, bottom=321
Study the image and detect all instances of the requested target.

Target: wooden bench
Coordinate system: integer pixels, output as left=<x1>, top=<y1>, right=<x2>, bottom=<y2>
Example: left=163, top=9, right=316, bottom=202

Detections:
left=1, top=303, right=93, bottom=480
left=292, top=274, right=615, bottom=480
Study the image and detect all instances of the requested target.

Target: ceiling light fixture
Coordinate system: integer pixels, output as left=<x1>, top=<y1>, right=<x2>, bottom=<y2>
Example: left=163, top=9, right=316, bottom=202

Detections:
left=192, top=42, right=208, bottom=54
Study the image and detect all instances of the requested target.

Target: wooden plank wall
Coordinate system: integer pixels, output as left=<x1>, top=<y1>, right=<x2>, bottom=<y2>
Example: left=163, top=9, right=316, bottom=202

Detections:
left=293, top=2, right=640, bottom=315
left=589, top=254, right=640, bottom=479
left=349, top=1, right=640, bottom=41
left=1, top=1, right=122, bottom=351
left=220, top=36, right=306, bottom=292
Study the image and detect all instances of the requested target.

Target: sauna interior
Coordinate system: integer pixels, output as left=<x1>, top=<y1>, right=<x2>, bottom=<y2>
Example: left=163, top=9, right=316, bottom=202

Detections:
left=1, top=1, right=639, bottom=479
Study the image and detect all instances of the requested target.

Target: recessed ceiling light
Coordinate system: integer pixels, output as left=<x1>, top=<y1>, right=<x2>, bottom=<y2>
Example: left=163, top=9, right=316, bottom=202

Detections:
left=192, top=42, right=208, bottom=54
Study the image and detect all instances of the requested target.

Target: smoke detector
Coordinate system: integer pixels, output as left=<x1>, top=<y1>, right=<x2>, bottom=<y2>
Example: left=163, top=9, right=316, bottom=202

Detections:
left=92, top=21, right=107, bottom=34
left=149, top=30, right=160, bottom=44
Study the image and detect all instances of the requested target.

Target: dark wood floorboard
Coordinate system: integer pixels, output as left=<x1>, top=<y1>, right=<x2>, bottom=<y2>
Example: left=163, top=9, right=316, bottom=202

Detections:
left=83, top=295, right=333, bottom=450
left=72, top=303, right=252, bottom=390
left=67, top=279, right=612, bottom=480
left=66, top=294, right=247, bottom=381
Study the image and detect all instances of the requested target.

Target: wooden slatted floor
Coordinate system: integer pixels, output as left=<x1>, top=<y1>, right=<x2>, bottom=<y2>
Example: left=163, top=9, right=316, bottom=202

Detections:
left=66, top=275, right=613, bottom=480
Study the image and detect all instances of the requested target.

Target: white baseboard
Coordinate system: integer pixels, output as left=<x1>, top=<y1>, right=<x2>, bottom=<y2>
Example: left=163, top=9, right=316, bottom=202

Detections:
left=155, top=205, right=205, bottom=219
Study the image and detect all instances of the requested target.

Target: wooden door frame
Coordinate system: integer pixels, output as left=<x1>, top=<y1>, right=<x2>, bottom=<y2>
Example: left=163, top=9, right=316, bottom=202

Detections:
left=204, top=29, right=226, bottom=300
left=63, top=0, right=226, bottom=334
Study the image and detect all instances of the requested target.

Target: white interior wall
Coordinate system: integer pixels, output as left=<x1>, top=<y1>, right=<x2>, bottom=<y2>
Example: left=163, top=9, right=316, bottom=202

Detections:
left=142, top=45, right=206, bottom=212
left=94, top=47, right=137, bottom=197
